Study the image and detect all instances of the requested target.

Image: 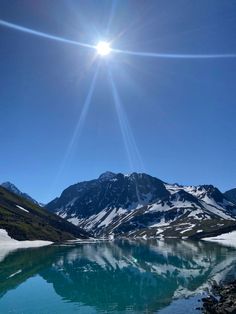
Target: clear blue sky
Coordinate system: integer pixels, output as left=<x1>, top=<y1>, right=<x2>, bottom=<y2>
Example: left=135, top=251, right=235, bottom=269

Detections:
left=0, top=0, right=236, bottom=203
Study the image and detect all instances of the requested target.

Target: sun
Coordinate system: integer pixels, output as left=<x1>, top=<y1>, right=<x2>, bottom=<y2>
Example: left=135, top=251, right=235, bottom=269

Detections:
left=96, top=41, right=111, bottom=56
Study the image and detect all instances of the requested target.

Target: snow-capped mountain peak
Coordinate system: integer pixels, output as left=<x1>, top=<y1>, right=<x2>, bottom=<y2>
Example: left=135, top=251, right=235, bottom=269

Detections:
left=46, top=172, right=236, bottom=239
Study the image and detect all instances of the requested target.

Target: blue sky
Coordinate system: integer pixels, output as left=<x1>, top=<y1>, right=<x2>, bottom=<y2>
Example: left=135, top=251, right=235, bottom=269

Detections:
left=0, top=0, right=236, bottom=203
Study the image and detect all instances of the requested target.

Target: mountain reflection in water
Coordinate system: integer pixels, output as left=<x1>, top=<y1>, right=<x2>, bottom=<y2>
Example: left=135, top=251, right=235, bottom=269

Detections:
left=0, top=239, right=236, bottom=313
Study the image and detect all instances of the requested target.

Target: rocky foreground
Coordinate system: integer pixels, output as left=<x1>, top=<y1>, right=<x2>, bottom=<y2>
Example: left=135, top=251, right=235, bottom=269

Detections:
left=202, top=280, right=236, bottom=313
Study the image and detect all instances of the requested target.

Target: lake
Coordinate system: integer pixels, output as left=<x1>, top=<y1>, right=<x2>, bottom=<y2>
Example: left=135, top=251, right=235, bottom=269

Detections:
left=0, top=239, right=236, bottom=313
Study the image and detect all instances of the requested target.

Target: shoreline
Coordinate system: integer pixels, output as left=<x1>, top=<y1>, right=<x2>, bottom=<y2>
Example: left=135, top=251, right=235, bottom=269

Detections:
left=202, top=280, right=236, bottom=313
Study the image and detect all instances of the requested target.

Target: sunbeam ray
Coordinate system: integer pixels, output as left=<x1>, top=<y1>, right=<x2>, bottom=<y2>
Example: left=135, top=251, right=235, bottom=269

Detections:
left=52, top=63, right=100, bottom=189
left=106, top=0, right=117, bottom=36
left=0, top=19, right=95, bottom=49
left=108, top=69, right=144, bottom=171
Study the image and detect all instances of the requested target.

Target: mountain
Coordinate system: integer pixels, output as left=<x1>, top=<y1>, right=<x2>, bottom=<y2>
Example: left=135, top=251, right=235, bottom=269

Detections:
left=46, top=172, right=236, bottom=238
left=225, top=188, right=236, bottom=205
left=0, top=186, right=89, bottom=242
left=1, top=182, right=40, bottom=206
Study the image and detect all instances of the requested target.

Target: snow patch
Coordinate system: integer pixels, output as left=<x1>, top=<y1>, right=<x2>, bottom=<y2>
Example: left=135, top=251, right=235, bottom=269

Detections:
left=67, top=217, right=81, bottom=225
left=8, top=269, right=22, bottom=278
left=16, top=205, right=29, bottom=213
left=180, top=224, right=195, bottom=234
left=98, top=209, right=117, bottom=228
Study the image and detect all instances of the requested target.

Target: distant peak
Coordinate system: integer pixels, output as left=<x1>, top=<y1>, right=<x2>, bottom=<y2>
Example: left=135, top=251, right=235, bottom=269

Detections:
left=1, top=181, right=20, bottom=194
left=2, top=181, right=15, bottom=186
left=1, top=181, right=39, bottom=205
left=98, top=171, right=116, bottom=181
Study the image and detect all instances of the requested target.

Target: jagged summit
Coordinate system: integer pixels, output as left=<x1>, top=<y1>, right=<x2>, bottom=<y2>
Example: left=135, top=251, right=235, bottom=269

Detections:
left=98, top=171, right=116, bottom=181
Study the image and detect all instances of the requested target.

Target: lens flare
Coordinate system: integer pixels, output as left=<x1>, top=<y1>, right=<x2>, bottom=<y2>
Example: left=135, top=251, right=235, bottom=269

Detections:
left=0, top=19, right=94, bottom=49
left=0, top=19, right=236, bottom=59
left=96, top=41, right=111, bottom=56
left=112, top=48, right=236, bottom=59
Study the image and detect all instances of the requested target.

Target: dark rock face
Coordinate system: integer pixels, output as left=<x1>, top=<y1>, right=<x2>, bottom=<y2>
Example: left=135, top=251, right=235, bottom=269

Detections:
left=46, top=172, right=236, bottom=238
left=98, top=171, right=116, bottom=181
left=201, top=185, right=225, bottom=203
left=202, top=281, right=236, bottom=314
left=47, top=172, right=170, bottom=218
left=225, top=188, right=236, bottom=205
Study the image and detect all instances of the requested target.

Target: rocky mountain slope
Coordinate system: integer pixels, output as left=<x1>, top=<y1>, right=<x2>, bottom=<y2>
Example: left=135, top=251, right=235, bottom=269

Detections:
left=0, top=186, right=89, bottom=242
left=1, top=182, right=40, bottom=206
left=46, top=172, right=236, bottom=238
left=224, top=188, right=236, bottom=205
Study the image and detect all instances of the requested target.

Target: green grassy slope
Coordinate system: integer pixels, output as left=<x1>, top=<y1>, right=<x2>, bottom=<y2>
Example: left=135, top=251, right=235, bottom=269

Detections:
left=0, top=187, right=89, bottom=241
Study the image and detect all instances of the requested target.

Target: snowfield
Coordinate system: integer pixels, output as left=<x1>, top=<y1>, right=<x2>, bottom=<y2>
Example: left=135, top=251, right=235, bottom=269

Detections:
left=0, top=229, right=53, bottom=261
left=0, top=229, right=53, bottom=247
left=0, top=229, right=53, bottom=262
left=203, top=231, right=236, bottom=248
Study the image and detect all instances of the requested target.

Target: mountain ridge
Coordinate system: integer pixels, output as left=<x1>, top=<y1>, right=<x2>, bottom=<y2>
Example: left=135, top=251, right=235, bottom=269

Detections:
left=46, top=172, right=236, bottom=239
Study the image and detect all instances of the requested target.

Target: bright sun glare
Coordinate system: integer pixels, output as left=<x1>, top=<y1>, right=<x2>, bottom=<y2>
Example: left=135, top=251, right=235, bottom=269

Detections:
left=96, top=41, right=111, bottom=56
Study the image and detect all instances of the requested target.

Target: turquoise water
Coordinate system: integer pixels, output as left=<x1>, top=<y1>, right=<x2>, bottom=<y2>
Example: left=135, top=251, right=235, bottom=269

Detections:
left=0, top=239, right=236, bottom=313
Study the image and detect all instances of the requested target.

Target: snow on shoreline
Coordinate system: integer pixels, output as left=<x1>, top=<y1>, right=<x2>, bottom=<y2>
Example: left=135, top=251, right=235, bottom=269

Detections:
left=203, top=231, right=236, bottom=249
left=0, top=229, right=53, bottom=262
